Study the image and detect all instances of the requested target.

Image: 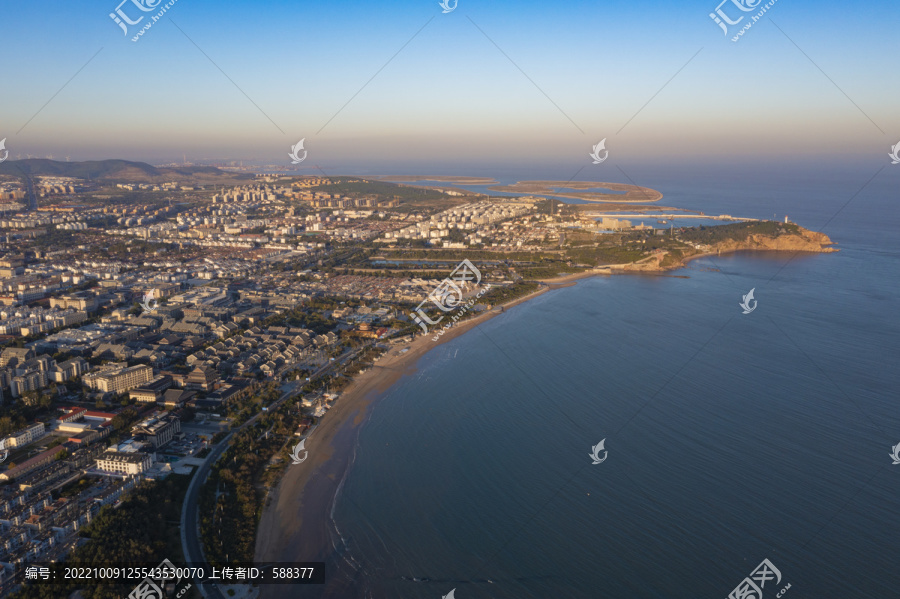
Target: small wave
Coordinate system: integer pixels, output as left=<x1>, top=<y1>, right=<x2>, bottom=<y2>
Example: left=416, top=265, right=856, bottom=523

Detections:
left=330, top=471, right=363, bottom=572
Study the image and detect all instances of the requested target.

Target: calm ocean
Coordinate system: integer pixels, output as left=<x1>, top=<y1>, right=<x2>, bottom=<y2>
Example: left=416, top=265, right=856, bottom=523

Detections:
left=306, top=164, right=900, bottom=598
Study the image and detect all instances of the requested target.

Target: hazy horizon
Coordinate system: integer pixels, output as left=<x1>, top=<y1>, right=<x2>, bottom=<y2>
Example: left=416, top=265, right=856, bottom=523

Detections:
left=2, top=0, right=898, bottom=168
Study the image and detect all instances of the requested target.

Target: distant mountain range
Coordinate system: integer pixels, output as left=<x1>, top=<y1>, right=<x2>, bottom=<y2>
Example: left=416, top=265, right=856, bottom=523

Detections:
left=0, top=159, right=250, bottom=183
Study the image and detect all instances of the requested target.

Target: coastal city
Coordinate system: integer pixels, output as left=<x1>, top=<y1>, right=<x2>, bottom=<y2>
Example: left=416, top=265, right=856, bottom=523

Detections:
left=0, top=163, right=838, bottom=598
left=3, top=0, right=896, bottom=597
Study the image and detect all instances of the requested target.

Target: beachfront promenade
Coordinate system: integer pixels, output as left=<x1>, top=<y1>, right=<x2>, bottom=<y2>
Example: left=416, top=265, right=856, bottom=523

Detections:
left=180, top=345, right=371, bottom=598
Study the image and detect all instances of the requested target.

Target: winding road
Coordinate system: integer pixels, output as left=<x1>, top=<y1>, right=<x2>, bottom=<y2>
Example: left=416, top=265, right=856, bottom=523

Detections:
left=179, top=345, right=370, bottom=597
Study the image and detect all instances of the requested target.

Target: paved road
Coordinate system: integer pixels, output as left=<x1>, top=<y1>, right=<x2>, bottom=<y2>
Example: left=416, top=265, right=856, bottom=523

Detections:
left=179, top=345, right=369, bottom=598
left=24, top=175, right=37, bottom=211
left=180, top=430, right=231, bottom=599
left=180, top=387, right=297, bottom=598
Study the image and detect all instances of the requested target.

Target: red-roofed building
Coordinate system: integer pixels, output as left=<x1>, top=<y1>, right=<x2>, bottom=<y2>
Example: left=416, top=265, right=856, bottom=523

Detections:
left=83, top=411, right=116, bottom=422
left=58, top=407, right=87, bottom=424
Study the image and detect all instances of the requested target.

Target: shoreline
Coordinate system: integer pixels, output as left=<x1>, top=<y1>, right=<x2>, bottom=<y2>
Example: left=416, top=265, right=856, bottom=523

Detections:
left=252, top=246, right=834, bottom=594
left=535, top=246, right=837, bottom=285
left=253, top=285, right=551, bottom=595
left=486, top=180, right=663, bottom=203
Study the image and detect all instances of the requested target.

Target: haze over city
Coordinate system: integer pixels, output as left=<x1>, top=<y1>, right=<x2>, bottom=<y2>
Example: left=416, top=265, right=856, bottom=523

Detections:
left=2, top=0, right=898, bottom=169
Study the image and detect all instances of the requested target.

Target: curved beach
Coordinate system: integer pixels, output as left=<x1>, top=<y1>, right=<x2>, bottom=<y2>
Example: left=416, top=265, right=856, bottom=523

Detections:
left=253, top=225, right=836, bottom=595
left=253, top=287, right=549, bottom=597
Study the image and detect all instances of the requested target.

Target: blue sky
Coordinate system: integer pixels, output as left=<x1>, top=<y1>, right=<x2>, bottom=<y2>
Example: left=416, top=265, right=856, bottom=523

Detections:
left=1, top=0, right=898, bottom=170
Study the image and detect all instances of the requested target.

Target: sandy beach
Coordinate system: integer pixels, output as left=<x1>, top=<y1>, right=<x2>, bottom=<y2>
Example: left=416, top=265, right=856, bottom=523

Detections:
left=252, top=239, right=831, bottom=595
left=536, top=268, right=616, bottom=285
left=253, top=285, right=550, bottom=596
left=253, top=262, right=700, bottom=589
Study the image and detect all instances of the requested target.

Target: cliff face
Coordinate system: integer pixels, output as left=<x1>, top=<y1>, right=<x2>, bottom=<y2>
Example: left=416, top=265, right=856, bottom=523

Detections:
left=620, top=226, right=836, bottom=273
left=714, top=227, right=836, bottom=254
left=622, top=257, right=667, bottom=272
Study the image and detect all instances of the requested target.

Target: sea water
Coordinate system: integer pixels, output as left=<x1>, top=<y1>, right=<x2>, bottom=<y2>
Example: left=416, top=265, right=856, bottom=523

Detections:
left=310, top=164, right=900, bottom=598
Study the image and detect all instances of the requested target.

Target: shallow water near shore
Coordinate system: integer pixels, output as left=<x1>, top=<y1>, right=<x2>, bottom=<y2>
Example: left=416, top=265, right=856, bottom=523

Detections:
left=292, top=168, right=900, bottom=598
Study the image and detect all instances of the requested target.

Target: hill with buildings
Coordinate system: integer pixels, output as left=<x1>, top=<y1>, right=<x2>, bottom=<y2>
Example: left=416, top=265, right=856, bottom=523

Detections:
left=0, top=159, right=248, bottom=184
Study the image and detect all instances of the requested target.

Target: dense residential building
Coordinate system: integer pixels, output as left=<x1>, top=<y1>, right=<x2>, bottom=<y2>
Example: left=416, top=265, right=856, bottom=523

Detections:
left=0, top=176, right=550, bottom=581
left=49, top=292, right=99, bottom=312
left=0, top=446, right=58, bottom=481
left=16, top=461, right=71, bottom=492
left=93, top=476, right=141, bottom=506
left=10, top=370, right=50, bottom=398
left=0, top=347, right=34, bottom=368
left=0, top=307, right=87, bottom=336
left=2, top=354, right=56, bottom=398
left=52, top=357, right=89, bottom=382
